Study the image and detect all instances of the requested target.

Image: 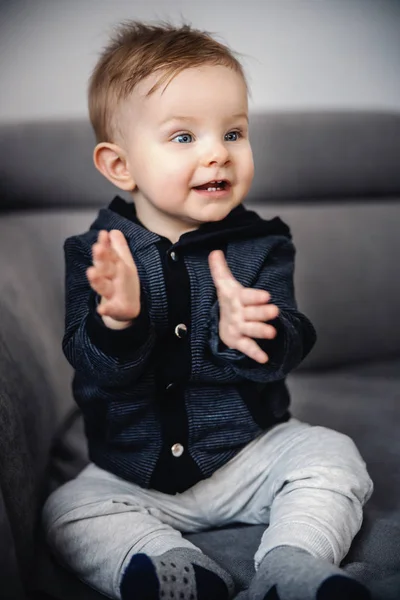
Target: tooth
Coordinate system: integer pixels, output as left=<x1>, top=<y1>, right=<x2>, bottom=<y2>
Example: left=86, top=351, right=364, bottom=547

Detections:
left=207, top=187, right=217, bottom=192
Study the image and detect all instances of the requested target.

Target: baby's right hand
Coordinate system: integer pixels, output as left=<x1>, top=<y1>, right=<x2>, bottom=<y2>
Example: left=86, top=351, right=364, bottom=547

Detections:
left=86, top=230, right=141, bottom=329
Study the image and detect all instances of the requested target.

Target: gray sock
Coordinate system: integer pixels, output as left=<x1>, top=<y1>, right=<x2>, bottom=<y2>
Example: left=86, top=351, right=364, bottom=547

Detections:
left=121, top=547, right=235, bottom=600
left=249, top=546, right=371, bottom=600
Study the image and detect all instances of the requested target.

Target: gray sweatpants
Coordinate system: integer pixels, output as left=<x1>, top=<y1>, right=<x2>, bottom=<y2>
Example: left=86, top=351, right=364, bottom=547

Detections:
left=42, top=418, right=373, bottom=599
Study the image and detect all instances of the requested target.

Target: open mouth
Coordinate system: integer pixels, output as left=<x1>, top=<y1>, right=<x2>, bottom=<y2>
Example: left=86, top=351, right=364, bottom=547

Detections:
left=193, top=180, right=229, bottom=192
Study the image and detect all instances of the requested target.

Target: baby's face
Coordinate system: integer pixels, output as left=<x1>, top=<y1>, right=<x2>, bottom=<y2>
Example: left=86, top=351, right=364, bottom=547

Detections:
left=120, top=64, right=254, bottom=240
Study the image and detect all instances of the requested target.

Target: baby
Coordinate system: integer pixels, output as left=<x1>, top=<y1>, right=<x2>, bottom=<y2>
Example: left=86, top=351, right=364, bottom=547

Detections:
left=43, top=21, right=373, bottom=600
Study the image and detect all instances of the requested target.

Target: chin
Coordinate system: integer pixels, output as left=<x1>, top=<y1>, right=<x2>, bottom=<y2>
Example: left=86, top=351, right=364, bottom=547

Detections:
left=207, top=203, right=239, bottom=221
left=204, top=212, right=228, bottom=223
left=187, top=199, right=240, bottom=225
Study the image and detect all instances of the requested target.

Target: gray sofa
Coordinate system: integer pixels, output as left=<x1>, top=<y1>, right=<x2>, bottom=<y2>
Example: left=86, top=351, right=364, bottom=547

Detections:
left=0, top=111, right=399, bottom=600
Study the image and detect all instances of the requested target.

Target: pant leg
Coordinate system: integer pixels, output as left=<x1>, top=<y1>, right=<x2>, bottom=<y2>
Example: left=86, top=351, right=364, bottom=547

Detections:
left=184, top=419, right=373, bottom=569
left=42, top=464, right=207, bottom=600
left=247, top=422, right=373, bottom=568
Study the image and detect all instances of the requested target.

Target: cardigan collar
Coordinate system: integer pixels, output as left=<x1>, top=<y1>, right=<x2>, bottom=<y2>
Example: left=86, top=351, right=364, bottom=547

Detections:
left=91, top=195, right=291, bottom=253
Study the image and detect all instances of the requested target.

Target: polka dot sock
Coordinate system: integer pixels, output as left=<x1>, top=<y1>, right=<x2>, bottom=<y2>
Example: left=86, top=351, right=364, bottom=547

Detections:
left=120, top=547, right=235, bottom=600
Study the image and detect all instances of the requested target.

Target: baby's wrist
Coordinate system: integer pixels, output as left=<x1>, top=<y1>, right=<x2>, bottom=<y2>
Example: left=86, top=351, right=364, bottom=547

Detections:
left=97, top=295, right=140, bottom=329
left=101, top=315, right=133, bottom=330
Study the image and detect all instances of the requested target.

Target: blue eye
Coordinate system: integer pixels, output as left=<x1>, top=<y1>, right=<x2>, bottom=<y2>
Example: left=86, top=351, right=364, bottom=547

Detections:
left=225, top=131, right=241, bottom=142
left=172, top=133, right=193, bottom=143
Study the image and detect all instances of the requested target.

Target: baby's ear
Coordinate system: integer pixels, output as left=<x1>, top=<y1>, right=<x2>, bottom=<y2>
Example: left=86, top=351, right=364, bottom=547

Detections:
left=93, top=143, right=136, bottom=191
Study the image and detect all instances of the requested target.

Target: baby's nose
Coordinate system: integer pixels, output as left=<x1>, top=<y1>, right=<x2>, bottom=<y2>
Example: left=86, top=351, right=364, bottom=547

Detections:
left=202, top=142, right=230, bottom=167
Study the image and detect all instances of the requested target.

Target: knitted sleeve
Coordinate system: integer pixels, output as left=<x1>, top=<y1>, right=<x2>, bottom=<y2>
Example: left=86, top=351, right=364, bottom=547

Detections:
left=209, top=239, right=316, bottom=383
left=62, top=232, right=156, bottom=387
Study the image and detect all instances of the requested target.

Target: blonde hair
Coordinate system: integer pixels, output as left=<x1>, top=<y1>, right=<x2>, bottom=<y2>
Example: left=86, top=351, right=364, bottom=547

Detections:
left=88, top=21, right=247, bottom=143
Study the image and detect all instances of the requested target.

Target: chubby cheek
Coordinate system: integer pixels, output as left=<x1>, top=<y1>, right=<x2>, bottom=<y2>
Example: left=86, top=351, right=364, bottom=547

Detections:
left=155, top=144, right=190, bottom=173
left=160, top=158, right=195, bottom=195
left=155, top=166, right=190, bottom=195
left=149, top=172, right=190, bottom=210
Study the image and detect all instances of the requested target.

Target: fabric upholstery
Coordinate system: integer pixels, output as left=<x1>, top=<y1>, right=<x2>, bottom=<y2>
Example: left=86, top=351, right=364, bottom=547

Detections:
left=257, top=201, right=400, bottom=366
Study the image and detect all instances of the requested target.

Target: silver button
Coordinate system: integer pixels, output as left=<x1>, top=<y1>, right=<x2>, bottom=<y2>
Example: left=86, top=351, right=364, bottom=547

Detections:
left=171, top=443, right=184, bottom=457
left=174, top=323, right=188, bottom=338
left=169, top=250, right=179, bottom=262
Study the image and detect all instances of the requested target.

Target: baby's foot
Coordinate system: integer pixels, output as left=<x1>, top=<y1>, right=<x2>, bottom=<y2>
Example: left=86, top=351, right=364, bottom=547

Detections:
left=249, top=546, right=371, bottom=600
left=120, top=547, right=235, bottom=600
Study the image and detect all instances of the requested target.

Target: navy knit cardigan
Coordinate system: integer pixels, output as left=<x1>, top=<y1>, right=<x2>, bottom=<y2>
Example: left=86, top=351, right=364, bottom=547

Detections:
left=63, top=197, right=316, bottom=494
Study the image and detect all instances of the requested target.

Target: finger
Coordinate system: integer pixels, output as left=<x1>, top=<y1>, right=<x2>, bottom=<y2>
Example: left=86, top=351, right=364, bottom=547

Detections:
left=235, top=337, right=269, bottom=364
left=92, top=236, right=118, bottom=269
left=96, top=299, right=116, bottom=318
left=97, top=230, right=111, bottom=248
left=86, top=267, right=114, bottom=299
left=96, top=301, right=112, bottom=317
left=239, top=322, right=277, bottom=340
left=243, top=303, right=280, bottom=322
left=93, top=232, right=116, bottom=257
left=109, top=230, right=135, bottom=265
left=94, top=230, right=113, bottom=261
left=208, top=250, right=239, bottom=291
left=96, top=303, right=108, bottom=317
left=91, top=247, right=117, bottom=278
left=208, top=250, right=242, bottom=301
left=91, top=247, right=117, bottom=279
left=88, top=276, right=114, bottom=300
left=239, top=287, right=271, bottom=306
left=208, top=250, right=234, bottom=280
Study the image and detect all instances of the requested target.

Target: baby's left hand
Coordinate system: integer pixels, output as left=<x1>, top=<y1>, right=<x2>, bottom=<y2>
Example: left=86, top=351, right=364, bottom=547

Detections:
left=208, top=250, right=280, bottom=364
